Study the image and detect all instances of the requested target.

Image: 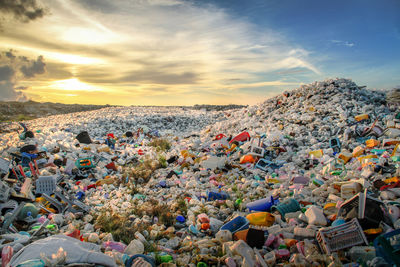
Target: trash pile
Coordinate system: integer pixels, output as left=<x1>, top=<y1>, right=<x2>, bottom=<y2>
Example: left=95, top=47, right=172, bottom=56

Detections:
left=0, top=78, right=400, bottom=267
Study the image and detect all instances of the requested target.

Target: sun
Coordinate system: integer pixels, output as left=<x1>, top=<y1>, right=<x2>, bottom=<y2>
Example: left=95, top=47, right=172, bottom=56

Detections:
left=51, top=78, right=101, bottom=91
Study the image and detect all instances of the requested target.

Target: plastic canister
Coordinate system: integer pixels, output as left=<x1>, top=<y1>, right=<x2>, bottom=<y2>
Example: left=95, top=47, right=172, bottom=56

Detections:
left=347, top=246, right=376, bottom=262
left=341, top=182, right=362, bottom=199
left=271, top=198, right=300, bottom=221
left=246, top=196, right=278, bottom=212
left=246, top=212, right=275, bottom=226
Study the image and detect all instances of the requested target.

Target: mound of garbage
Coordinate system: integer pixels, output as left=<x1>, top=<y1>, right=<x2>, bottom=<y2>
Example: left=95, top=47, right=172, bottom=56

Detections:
left=0, top=78, right=400, bottom=267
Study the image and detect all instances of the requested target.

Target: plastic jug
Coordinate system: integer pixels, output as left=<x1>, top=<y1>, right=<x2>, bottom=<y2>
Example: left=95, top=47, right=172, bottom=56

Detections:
left=246, top=212, right=275, bottom=226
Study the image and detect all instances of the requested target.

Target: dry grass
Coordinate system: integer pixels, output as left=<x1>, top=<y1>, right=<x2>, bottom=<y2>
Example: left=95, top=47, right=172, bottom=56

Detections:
left=95, top=212, right=140, bottom=244
left=127, top=157, right=160, bottom=184
left=148, top=138, right=171, bottom=152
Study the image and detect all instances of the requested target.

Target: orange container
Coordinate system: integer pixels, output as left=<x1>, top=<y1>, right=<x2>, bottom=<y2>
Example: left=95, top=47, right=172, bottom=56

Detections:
left=246, top=212, right=275, bottom=226
left=233, top=229, right=248, bottom=241
left=355, top=114, right=369, bottom=121
left=352, top=146, right=365, bottom=157
left=284, top=238, right=298, bottom=247
left=201, top=223, right=210, bottom=230
left=240, top=154, right=256, bottom=164
left=366, top=139, right=380, bottom=148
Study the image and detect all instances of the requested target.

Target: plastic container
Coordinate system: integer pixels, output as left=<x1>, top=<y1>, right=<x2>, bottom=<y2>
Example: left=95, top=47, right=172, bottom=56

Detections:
left=125, top=254, right=156, bottom=267
left=15, top=259, right=45, bottom=267
left=207, top=190, right=229, bottom=201
left=76, top=131, right=92, bottom=144
left=103, top=241, right=127, bottom=253
left=341, top=182, right=362, bottom=199
left=197, top=213, right=210, bottom=223
left=35, top=176, right=56, bottom=195
left=246, top=196, right=279, bottom=212
left=2, top=246, right=13, bottom=267
left=374, top=228, right=400, bottom=265
left=347, top=246, right=376, bottom=262
left=246, top=212, right=275, bottom=226
left=229, top=131, right=250, bottom=144
left=271, top=198, right=300, bottom=221
left=220, top=216, right=249, bottom=234
left=317, top=218, right=368, bottom=254
left=75, top=157, right=95, bottom=169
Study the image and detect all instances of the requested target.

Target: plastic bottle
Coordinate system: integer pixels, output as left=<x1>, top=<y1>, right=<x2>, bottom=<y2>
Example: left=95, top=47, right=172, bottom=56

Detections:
left=2, top=246, right=13, bottom=267
left=15, top=259, right=45, bottom=267
left=347, top=246, right=376, bottom=262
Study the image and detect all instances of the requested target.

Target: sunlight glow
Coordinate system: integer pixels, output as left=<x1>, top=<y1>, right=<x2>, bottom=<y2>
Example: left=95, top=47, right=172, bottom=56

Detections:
left=46, top=52, right=103, bottom=65
left=61, top=27, right=118, bottom=45
left=51, top=78, right=101, bottom=91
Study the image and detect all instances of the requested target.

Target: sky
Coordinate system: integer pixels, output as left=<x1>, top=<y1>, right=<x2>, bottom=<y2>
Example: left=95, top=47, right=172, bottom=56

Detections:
left=0, top=0, right=399, bottom=106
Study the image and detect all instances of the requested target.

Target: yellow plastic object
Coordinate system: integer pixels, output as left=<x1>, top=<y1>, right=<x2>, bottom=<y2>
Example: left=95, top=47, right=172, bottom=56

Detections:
left=309, top=149, right=323, bottom=158
left=352, top=146, right=365, bottom=157
left=358, top=154, right=378, bottom=163
left=246, top=212, right=275, bottom=226
left=392, top=144, right=400, bottom=157
left=355, top=114, right=369, bottom=121
left=323, top=203, right=337, bottom=210
left=338, top=152, right=353, bottom=164
left=267, top=178, right=280, bottom=184
left=323, top=203, right=338, bottom=216
left=181, top=150, right=195, bottom=159
left=364, top=228, right=382, bottom=235
left=366, top=139, right=380, bottom=148
left=226, top=144, right=237, bottom=153
left=384, top=177, right=400, bottom=184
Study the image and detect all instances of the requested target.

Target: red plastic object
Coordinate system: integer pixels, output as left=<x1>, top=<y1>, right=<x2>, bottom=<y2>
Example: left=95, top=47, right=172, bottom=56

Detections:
left=215, top=134, right=226, bottom=140
left=229, top=132, right=251, bottom=144
left=105, top=161, right=117, bottom=171
left=138, top=149, right=144, bottom=155
left=2, top=246, right=13, bottom=267
left=87, top=184, right=96, bottom=190
left=201, top=223, right=210, bottom=230
left=380, top=181, right=400, bottom=191
left=66, top=229, right=83, bottom=240
left=107, top=133, right=115, bottom=139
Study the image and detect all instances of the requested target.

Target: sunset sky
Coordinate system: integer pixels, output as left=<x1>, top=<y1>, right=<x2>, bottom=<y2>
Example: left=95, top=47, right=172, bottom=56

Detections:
left=0, top=0, right=399, bottom=106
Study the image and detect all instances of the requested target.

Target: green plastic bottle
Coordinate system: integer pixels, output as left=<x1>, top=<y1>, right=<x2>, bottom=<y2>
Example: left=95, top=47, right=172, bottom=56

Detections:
left=160, top=254, right=173, bottom=263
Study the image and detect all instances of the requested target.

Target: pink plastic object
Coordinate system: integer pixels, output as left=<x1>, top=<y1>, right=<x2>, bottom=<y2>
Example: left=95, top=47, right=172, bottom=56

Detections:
left=296, top=241, right=305, bottom=256
left=2, top=246, right=13, bottom=266
left=197, top=213, right=210, bottom=224
left=265, top=234, right=275, bottom=247
left=225, top=257, right=236, bottom=267
left=103, top=241, right=127, bottom=253
left=275, top=249, right=290, bottom=258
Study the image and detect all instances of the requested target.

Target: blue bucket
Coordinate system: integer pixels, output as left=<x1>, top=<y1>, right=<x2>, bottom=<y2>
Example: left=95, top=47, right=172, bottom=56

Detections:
left=246, top=196, right=279, bottom=212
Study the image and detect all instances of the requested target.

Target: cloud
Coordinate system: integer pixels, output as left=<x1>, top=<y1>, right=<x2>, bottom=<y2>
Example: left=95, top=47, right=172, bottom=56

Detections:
left=0, top=50, right=46, bottom=101
left=121, top=70, right=199, bottom=85
left=331, top=40, right=355, bottom=47
left=0, top=0, right=47, bottom=23
left=0, top=0, right=321, bottom=104
left=0, top=65, right=14, bottom=81
left=20, top=55, right=45, bottom=78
